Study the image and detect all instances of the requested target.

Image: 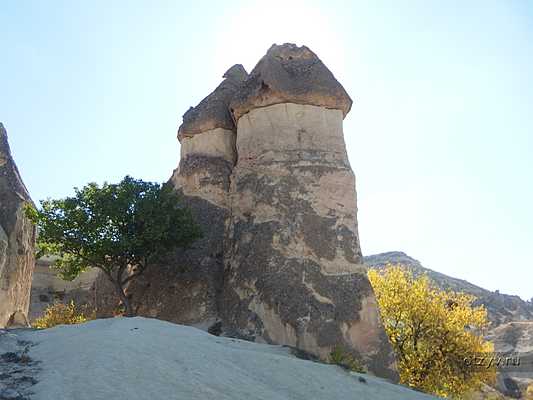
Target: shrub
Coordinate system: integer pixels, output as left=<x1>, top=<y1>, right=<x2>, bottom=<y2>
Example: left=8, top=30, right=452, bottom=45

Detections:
left=329, top=346, right=366, bottom=373
left=526, top=383, right=533, bottom=400
left=33, top=301, right=95, bottom=329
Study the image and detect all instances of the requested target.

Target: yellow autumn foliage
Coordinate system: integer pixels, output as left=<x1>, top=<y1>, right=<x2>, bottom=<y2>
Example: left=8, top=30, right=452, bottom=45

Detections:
left=368, top=265, right=495, bottom=398
left=526, top=383, right=533, bottom=400
left=33, top=301, right=95, bottom=329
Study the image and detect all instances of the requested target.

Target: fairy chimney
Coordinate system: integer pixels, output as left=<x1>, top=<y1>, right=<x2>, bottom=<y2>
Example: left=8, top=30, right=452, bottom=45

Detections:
left=221, top=44, right=396, bottom=379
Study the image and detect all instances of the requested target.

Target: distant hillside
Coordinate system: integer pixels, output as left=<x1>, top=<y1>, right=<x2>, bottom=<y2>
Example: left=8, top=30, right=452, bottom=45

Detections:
left=364, top=252, right=533, bottom=327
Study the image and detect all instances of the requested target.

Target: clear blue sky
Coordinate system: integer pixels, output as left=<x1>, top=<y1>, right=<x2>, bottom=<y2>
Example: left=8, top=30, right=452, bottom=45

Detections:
left=2, top=1, right=532, bottom=300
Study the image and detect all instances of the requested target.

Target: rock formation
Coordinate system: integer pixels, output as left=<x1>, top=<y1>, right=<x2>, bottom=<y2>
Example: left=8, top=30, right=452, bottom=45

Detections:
left=0, top=123, right=36, bottom=328
left=62, top=44, right=396, bottom=379
left=221, top=44, right=395, bottom=379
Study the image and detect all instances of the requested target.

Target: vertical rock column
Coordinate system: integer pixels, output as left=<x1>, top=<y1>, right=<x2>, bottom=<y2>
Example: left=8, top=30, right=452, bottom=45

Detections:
left=117, top=66, right=248, bottom=328
left=0, top=123, right=36, bottom=328
left=170, top=64, right=248, bottom=208
left=223, top=44, right=396, bottom=379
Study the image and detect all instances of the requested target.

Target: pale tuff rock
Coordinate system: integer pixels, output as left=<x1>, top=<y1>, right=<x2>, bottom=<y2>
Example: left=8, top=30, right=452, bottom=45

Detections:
left=229, top=43, right=352, bottom=121
left=223, top=100, right=396, bottom=380
left=170, top=128, right=236, bottom=208
left=0, top=123, right=36, bottom=328
left=180, top=128, right=236, bottom=164
left=29, top=258, right=100, bottom=321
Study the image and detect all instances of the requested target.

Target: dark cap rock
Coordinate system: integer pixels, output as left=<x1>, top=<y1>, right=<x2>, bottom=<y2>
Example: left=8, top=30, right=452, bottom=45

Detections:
left=229, top=43, right=352, bottom=122
left=178, top=64, right=248, bottom=141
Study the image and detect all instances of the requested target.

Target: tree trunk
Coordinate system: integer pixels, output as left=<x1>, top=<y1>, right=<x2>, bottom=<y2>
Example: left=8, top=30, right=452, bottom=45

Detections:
left=113, top=281, right=135, bottom=317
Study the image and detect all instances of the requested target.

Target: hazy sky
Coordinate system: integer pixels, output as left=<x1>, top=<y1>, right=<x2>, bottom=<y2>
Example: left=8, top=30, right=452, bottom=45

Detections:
left=1, top=1, right=532, bottom=300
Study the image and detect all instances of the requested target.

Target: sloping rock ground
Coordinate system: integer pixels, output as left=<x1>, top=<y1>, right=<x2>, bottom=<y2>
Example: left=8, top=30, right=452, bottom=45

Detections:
left=0, top=317, right=436, bottom=400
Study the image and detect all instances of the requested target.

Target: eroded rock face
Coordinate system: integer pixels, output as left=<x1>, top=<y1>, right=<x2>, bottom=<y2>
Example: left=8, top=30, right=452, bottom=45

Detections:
left=116, top=193, right=227, bottom=329
left=488, top=322, right=533, bottom=399
left=0, top=123, right=36, bottom=328
left=170, top=128, right=236, bottom=208
left=222, top=101, right=396, bottom=379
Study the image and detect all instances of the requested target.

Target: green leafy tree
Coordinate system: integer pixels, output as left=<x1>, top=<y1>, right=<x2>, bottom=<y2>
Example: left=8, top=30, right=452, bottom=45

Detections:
left=26, top=176, right=202, bottom=317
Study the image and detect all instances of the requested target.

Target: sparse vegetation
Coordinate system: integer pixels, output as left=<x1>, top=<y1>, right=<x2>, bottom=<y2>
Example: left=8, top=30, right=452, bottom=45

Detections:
left=526, top=383, right=533, bottom=400
left=368, top=264, right=496, bottom=398
left=329, top=346, right=366, bottom=373
left=33, top=301, right=95, bottom=329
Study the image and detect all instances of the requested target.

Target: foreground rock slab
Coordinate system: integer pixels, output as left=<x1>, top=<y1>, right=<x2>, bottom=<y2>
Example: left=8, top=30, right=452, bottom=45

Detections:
left=3, top=318, right=436, bottom=400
